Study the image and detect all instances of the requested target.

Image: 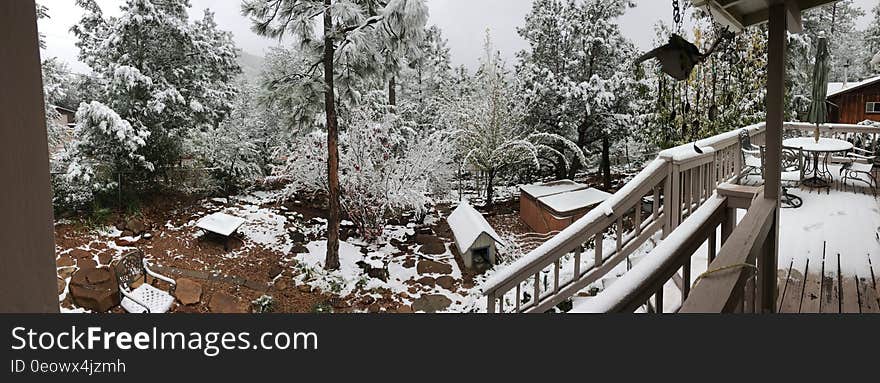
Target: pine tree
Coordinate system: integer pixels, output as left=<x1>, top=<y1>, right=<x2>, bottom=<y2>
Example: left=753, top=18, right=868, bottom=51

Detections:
left=242, top=0, right=428, bottom=270
left=70, top=0, right=241, bottom=190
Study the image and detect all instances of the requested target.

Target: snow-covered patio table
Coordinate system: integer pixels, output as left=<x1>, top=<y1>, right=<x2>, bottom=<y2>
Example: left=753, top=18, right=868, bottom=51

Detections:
left=196, top=212, right=247, bottom=249
left=783, top=137, right=853, bottom=189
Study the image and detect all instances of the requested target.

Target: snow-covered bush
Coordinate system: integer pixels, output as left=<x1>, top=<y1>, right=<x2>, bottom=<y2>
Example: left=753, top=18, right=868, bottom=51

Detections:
left=186, top=82, right=265, bottom=197
left=277, top=100, right=453, bottom=240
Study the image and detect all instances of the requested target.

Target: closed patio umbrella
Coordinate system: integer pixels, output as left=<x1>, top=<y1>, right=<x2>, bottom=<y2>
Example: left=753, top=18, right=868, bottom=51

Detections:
left=807, top=35, right=830, bottom=142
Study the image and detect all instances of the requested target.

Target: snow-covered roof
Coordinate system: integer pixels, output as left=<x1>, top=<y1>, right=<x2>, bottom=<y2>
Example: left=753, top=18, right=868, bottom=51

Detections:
left=539, top=188, right=613, bottom=215
left=447, top=201, right=504, bottom=254
left=520, top=180, right=588, bottom=199
left=827, top=75, right=880, bottom=98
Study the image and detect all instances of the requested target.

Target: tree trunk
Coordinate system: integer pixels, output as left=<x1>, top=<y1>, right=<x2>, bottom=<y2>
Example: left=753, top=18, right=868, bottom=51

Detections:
left=323, top=0, right=341, bottom=271
left=388, top=77, right=397, bottom=106
left=485, top=170, right=496, bottom=207
left=601, top=134, right=612, bottom=191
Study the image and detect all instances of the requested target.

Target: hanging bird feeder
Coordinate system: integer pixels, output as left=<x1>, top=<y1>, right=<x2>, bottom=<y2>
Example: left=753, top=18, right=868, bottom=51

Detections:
left=635, top=1, right=735, bottom=81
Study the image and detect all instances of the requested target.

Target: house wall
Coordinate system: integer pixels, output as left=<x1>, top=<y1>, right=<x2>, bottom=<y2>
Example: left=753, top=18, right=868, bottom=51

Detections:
left=828, top=82, right=880, bottom=124
left=0, top=1, right=59, bottom=312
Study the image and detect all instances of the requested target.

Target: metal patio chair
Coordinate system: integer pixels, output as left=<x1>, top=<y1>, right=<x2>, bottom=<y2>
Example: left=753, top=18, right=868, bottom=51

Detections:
left=841, top=149, right=878, bottom=197
left=739, top=129, right=764, bottom=181
left=114, top=250, right=176, bottom=313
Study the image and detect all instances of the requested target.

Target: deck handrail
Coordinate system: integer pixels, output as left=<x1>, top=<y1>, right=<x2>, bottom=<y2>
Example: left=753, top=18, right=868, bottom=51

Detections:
left=572, top=195, right=730, bottom=313
left=681, top=192, right=776, bottom=313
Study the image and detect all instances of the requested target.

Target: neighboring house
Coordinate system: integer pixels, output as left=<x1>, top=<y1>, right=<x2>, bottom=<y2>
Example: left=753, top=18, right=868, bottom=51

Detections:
left=48, top=105, right=77, bottom=162
left=826, top=76, right=880, bottom=124
left=447, top=201, right=504, bottom=270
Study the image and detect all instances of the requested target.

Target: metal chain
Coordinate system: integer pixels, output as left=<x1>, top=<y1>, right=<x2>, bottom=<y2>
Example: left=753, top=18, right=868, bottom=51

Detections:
left=672, top=0, right=682, bottom=31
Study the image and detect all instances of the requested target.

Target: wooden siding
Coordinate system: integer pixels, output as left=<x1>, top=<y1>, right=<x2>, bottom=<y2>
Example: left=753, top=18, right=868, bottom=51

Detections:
left=828, top=81, right=880, bottom=124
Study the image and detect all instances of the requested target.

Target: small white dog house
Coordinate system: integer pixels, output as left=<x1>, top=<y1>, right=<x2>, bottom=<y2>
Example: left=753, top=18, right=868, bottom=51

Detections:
left=447, top=201, right=504, bottom=270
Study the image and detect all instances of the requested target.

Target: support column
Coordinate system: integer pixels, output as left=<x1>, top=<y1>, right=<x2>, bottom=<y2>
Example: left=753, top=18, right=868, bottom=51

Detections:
left=0, top=0, right=59, bottom=312
left=759, top=3, right=787, bottom=313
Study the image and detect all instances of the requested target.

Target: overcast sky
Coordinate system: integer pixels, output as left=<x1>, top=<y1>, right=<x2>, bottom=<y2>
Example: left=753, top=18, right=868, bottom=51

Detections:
left=40, top=0, right=879, bottom=74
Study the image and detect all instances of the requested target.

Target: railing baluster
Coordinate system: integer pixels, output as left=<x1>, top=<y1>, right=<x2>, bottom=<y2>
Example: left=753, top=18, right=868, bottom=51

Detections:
left=682, top=258, right=691, bottom=300
left=616, top=217, right=623, bottom=254
left=652, top=185, right=660, bottom=221
left=533, top=272, right=540, bottom=305
left=515, top=284, right=521, bottom=313
left=634, top=202, right=642, bottom=236
left=594, top=231, right=604, bottom=266
left=655, top=288, right=664, bottom=314
left=573, top=246, right=582, bottom=278
left=553, top=259, right=560, bottom=293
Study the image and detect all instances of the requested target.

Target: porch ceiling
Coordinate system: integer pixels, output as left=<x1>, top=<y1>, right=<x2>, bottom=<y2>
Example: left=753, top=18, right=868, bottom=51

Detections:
left=692, top=0, right=839, bottom=32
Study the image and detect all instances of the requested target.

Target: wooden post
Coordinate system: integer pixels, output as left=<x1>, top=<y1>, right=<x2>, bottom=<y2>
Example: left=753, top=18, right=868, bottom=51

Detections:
left=760, top=3, right=787, bottom=313
left=0, top=0, right=59, bottom=312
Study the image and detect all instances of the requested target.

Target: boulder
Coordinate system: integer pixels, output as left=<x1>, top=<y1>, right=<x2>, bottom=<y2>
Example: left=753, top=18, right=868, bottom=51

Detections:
left=174, top=278, right=202, bottom=306
left=415, top=276, right=436, bottom=287
left=125, top=217, right=148, bottom=235
left=410, top=294, right=452, bottom=313
left=77, top=258, right=97, bottom=270
left=268, top=264, right=283, bottom=279
left=208, top=292, right=246, bottom=313
left=97, top=252, right=113, bottom=266
left=297, top=284, right=313, bottom=293
left=56, top=256, right=75, bottom=268
left=396, top=305, right=414, bottom=314
left=57, top=277, right=66, bottom=294
left=58, top=267, right=76, bottom=280
left=436, top=276, right=456, bottom=290
left=417, top=260, right=452, bottom=275
left=69, top=268, right=120, bottom=312
left=419, top=242, right=446, bottom=255
left=273, top=278, right=289, bottom=292
left=291, top=244, right=309, bottom=254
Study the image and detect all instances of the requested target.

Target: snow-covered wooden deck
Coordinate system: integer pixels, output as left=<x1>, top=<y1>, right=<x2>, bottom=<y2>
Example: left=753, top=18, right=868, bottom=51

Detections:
left=775, top=178, right=880, bottom=313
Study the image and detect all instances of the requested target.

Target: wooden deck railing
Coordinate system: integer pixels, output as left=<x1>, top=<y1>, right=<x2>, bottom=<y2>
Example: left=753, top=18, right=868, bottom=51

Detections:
left=483, top=123, right=767, bottom=313
left=483, top=122, right=880, bottom=313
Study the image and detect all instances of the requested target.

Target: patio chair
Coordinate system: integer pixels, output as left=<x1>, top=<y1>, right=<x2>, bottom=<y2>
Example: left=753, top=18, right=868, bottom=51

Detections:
left=841, top=149, right=878, bottom=197
left=780, top=147, right=805, bottom=208
left=113, top=250, right=176, bottom=313
left=739, top=129, right=764, bottom=180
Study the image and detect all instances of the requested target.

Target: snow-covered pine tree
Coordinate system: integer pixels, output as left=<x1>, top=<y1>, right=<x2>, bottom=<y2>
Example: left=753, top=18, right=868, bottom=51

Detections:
left=71, top=0, right=241, bottom=190
left=445, top=32, right=585, bottom=206
left=516, top=0, right=636, bottom=189
left=243, top=0, right=428, bottom=270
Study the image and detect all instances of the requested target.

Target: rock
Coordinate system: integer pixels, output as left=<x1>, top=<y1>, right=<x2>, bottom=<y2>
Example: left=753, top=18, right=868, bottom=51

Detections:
left=416, top=226, right=434, bottom=235
left=58, top=267, right=76, bottom=280
left=56, top=256, right=75, bottom=268
left=69, top=249, right=92, bottom=260
left=367, top=267, right=389, bottom=282
left=297, top=284, right=312, bottom=293
left=69, top=268, right=120, bottom=312
left=125, top=217, right=148, bottom=235
left=77, top=258, right=97, bottom=270
left=415, top=276, right=436, bottom=287
left=174, top=278, right=202, bottom=306
left=410, top=294, right=452, bottom=313
left=268, top=264, right=283, bottom=279
left=396, top=305, right=414, bottom=314
left=417, top=260, right=452, bottom=275
left=368, top=303, right=381, bottom=313
left=419, top=242, right=446, bottom=255
left=273, top=279, right=289, bottom=291
left=436, top=276, right=456, bottom=290
left=414, top=233, right=442, bottom=246
left=97, top=252, right=113, bottom=266
left=329, top=298, right=351, bottom=309
left=57, top=277, right=66, bottom=294
left=208, top=292, right=246, bottom=313
left=360, top=296, right=376, bottom=306
left=402, top=257, right=416, bottom=269
left=143, top=233, right=153, bottom=240
left=289, top=231, right=306, bottom=244
left=291, top=244, right=309, bottom=254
